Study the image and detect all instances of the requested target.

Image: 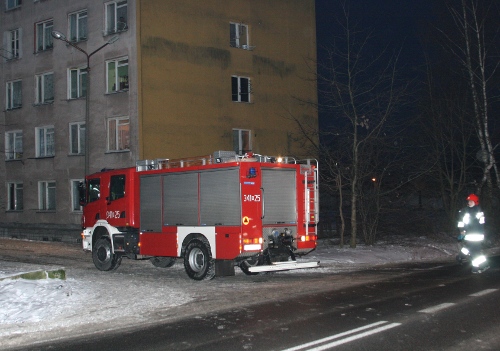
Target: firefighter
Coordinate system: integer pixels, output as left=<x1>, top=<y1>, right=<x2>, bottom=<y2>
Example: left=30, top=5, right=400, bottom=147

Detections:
left=457, top=193, right=488, bottom=273
left=457, top=194, right=484, bottom=237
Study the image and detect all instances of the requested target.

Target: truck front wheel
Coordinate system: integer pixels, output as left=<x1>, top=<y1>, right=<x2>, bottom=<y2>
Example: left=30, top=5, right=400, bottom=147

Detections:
left=93, top=237, right=122, bottom=271
left=183, top=239, right=215, bottom=280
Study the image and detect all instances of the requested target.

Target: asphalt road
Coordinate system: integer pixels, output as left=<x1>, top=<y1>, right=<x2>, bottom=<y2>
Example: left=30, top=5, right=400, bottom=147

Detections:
left=16, top=255, right=500, bottom=351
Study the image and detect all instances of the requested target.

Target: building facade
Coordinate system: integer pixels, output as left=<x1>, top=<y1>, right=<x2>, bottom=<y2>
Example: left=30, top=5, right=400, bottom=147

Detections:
left=0, top=0, right=317, bottom=240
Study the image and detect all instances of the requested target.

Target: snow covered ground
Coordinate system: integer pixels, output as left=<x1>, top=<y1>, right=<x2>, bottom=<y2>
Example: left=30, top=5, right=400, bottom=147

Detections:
left=0, top=235, right=465, bottom=349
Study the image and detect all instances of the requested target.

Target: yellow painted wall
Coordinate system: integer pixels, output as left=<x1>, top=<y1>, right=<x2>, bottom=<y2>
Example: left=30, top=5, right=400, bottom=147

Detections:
left=137, top=0, right=317, bottom=159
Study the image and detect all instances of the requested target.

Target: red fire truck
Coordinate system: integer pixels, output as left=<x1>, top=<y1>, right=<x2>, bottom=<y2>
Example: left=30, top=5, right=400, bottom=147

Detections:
left=80, top=151, right=319, bottom=280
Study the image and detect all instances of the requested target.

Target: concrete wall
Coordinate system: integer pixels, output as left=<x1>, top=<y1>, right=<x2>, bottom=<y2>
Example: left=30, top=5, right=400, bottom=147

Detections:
left=0, top=223, right=82, bottom=243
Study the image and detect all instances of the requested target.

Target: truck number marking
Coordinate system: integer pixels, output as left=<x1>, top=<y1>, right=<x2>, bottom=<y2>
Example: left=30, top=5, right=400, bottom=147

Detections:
left=244, top=194, right=261, bottom=202
left=106, top=210, right=121, bottom=219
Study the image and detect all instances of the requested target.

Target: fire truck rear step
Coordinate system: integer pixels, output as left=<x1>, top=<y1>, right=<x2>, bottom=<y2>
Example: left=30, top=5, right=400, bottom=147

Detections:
left=247, top=260, right=320, bottom=273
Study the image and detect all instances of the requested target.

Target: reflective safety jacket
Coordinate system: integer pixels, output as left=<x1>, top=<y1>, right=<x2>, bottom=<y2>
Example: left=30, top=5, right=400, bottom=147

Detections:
left=457, top=205, right=485, bottom=234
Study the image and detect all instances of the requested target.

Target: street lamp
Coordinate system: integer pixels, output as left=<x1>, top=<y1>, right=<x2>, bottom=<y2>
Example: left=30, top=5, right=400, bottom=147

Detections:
left=51, top=30, right=119, bottom=177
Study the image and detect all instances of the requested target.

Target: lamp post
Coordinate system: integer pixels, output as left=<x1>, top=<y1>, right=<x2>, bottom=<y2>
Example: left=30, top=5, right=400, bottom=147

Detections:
left=51, top=31, right=119, bottom=177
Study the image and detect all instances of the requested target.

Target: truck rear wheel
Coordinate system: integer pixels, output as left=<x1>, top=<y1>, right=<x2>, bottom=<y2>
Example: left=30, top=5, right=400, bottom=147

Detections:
left=93, top=237, right=121, bottom=271
left=183, top=239, right=215, bottom=280
left=150, top=257, right=176, bottom=268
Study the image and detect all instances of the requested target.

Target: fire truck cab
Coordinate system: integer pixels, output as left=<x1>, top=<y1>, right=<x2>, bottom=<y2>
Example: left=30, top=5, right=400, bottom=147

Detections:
left=80, top=151, right=319, bottom=280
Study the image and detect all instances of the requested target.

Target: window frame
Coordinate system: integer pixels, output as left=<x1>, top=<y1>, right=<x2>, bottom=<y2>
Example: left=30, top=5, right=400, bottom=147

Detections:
left=35, top=19, right=53, bottom=52
left=6, top=28, right=21, bottom=59
left=230, top=22, right=249, bottom=49
left=35, top=125, right=55, bottom=158
left=5, top=130, right=23, bottom=160
left=68, top=67, right=87, bottom=99
left=6, top=0, right=22, bottom=11
left=106, top=57, right=129, bottom=93
left=38, top=180, right=56, bottom=211
left=7, top=182, right=23, bottom=211
left=69, top=9, right=88, bottom=42
left=107, top=116, right=130, bottom=152
left=232, top=129, right=252, bottom=155
left=105, top=0, right=128, bottom=35
left=69, top=122, right=85, bottom=155
left=6, top=79, right=22, bottom=110
left=231, top=76, right=251, bottom=103
left=35, top=72, right=54, bottom=104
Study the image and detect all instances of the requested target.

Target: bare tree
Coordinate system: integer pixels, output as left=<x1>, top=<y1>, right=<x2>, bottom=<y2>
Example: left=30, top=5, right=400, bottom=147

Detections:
left=316, top=2, right=408, bottom=247
left=438, top=0, right=500, bottom=201
left=419, top=51, right=477, bottom=229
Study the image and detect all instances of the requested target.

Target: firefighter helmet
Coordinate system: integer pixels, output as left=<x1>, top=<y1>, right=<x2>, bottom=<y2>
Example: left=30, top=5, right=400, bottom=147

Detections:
left=466, top=193, right=479, bottom=205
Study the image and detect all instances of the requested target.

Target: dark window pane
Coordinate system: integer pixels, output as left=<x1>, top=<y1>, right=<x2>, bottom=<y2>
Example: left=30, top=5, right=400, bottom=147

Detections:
left=231, top=76, right=239, bottom=101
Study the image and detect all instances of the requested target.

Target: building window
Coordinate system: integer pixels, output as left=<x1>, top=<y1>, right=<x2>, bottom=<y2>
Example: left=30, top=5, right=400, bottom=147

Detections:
left=69, top=122, right=85, bottom=155
left=6, top=28, right=21, bottom=59
left=35, top=72, right=54, bottom=104
left=71, top=179, right=83, bottom=211
left=106, top=57, right=128, bottom=93
left=105, top=1, right=128, bottom=35
left=35, top=19, right=53, bottom=52
left=233, top=129, right=251, bottom=155
left=107, top=117, right=129, bottom=151
left=7, top=182, right=23, bottom=211
left=6, top=0, right=21, bottom=11
left=68, top=67, right=87, bottom=99
left=36, top=126, right=55, bottom=157
left=69, top=10, right=87, bottom=42
left=6, top=80, right=22, bottom=110
left=231, top=76, right=251, bottom=103
left=38, top=181, right=56, bottom=211
left=230, top=23, right=249, bottom=49
left=5, top=130, right=22, bottom=160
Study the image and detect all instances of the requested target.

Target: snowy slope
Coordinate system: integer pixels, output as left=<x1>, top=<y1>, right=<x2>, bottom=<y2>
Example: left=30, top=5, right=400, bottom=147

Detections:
left=0, top=236, right=460, bottom=349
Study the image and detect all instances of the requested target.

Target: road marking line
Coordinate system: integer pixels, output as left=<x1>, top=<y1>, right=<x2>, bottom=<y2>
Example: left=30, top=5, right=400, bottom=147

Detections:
left=418, top=302, right=455, bottom=314
left=469, top=288, right=498, bottom=297
left=305, top=323, right=401, bottom=351
left=281, top=321, right=394, bottom=351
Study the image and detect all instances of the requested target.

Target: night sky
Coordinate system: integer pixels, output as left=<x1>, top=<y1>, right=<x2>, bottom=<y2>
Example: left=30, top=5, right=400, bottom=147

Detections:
left=315, top=0, right=434, bottom=72
left=314, top=0, right=438, bottom=132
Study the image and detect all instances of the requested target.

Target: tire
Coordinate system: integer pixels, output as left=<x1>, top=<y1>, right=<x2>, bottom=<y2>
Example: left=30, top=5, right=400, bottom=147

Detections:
left=183, top=239, right=215, bottom=280
left=239, top=257, right=261, bottom=275
left=150, top=256, right=176, bottom=268
left=93, top=237, right=121, bottom=271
